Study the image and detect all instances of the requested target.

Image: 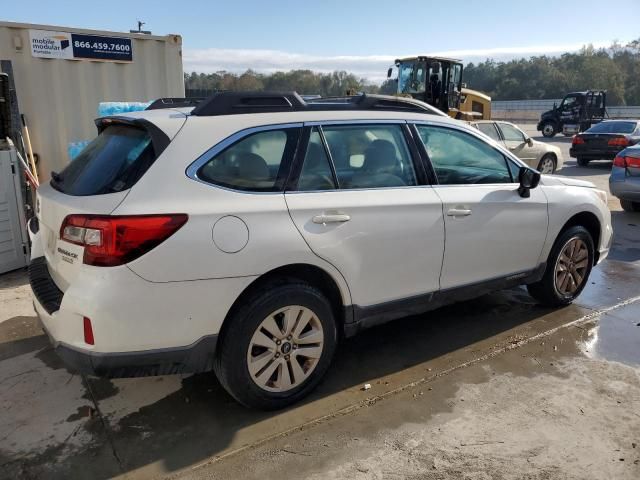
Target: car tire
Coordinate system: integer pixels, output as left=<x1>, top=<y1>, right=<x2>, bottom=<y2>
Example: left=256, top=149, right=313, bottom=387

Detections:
left=527, top=226, right=594, bottom=307
left=541, top=122, right=557, bottom=138
left=537, top=154, right=556, bottom=174
left=214, top=280, right=337, bottom=410
left=577, top=156, right=590, bottom=167
left=620, top=200, right=640, bottom=212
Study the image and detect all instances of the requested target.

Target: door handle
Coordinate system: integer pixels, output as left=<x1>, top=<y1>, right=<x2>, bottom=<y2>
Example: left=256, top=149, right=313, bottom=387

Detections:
left=312, top=213, right=351, bottom=224
left=447, top=208, right=472, bottom=217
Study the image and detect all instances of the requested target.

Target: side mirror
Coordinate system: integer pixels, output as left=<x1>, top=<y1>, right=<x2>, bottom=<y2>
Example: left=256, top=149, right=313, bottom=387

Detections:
left=525, top=137, right=534, bottom=147
left=387, top=67, right=393, bottom=79
left=518, top=167, right=541, bottom=198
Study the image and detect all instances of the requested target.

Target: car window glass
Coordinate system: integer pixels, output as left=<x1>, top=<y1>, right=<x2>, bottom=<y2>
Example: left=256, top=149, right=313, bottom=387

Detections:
left=322, top=124, right=417, bottom=189
left=498, top=123, right=526, bottom=143
left=51, top=125, right=155, bottom=196
left=476, top=123, right=501, bottom=141
left=416, top=125, right=513, bottom=185
left=586, top=121, right=637, bottom=134
left=297, top=128, right=337, bottom=191
left=197, top=129, right=297, bottom=191
left=507, top=159, right=521, bottom=179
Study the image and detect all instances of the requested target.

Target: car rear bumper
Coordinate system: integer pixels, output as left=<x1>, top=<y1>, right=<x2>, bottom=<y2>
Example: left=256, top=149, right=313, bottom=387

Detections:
left=35, top=309, right=218, bottom=377
left=609, top=167, right=640, bottom=201
left=570, top=146, right=622, bottom=160
left=29, top=253, right=255, bottom=377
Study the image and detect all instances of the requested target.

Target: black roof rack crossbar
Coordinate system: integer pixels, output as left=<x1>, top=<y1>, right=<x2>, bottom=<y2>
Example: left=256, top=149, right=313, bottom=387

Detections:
left=146, top=97, right=206, bottom=110
left=188, top=91, right=446, bottom=117
left=191, top=92, right=307, bottom=116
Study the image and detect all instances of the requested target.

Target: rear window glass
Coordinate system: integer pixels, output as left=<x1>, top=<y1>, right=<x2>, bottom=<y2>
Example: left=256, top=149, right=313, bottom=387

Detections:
left=51, top=125, right=156, bottom=196
left=196, top=128, right=299, bottom=192
left=586, top=121, right=637, bottom=134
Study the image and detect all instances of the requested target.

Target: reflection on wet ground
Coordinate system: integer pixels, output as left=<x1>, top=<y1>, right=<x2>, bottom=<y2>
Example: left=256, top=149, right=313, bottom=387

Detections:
left=583, top=304, right=640, bottom=367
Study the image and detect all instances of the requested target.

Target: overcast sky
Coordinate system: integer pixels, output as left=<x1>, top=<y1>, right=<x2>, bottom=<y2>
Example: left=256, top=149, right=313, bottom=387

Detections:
left=3, top=0, right=636, bottom=83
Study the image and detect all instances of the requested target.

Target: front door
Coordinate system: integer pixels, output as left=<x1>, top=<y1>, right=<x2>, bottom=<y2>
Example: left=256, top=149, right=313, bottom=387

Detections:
left=285, top=123, right=445, bottom=308
left=497, top=122, right=539, bottom=168
left=415, top=124, right=548, bottom=290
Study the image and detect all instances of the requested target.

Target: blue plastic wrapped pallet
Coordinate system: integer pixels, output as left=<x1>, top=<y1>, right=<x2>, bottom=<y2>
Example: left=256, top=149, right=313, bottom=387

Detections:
left=97, top=101, right=152, bottom=117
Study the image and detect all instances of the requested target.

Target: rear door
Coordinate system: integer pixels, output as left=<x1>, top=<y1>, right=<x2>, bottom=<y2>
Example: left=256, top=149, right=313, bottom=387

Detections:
left=285, top=122, right=445, bottom=308
left=474, top=122, right=503, bottom=145
left=37, top=123, right=163, bottom=291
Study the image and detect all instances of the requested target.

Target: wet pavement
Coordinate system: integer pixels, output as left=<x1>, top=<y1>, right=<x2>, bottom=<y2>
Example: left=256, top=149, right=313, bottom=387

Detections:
left=1, top=128, right=639, bottom=479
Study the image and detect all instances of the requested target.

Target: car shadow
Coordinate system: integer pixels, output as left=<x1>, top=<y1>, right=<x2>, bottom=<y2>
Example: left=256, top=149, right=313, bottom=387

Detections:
left=1, top=286, right=568, bottom=479
left=70, top=288, right=567, bottom=478
left=557, top=160, right=612, bottom=177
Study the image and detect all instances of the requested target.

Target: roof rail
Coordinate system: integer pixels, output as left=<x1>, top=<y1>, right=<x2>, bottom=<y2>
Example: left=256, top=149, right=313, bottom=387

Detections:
left=146, top=97, right=205, bottom=110
left=189, top=91, right=446, bottom=117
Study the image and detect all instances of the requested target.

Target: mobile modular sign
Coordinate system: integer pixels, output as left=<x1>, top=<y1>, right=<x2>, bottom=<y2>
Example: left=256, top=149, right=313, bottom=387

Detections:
left=29, top=29, right=133, bottom=62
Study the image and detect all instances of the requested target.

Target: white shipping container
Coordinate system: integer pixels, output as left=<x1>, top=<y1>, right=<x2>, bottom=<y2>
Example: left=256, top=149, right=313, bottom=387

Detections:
left=0, top=21, right=185, bottom=179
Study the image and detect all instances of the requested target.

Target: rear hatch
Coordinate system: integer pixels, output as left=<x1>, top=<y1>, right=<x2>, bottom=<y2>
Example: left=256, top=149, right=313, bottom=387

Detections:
left=37, top=119, right=175, bottom=291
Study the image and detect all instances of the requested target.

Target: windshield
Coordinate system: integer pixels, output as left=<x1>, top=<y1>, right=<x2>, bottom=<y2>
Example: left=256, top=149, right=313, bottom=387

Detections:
left=559, top=95, right=579, bottom=110
left=51, top=125, right=156, bottom=196
left=586, top=121, right=637, bottom=134
left=397, top=61, right=427, bottom=94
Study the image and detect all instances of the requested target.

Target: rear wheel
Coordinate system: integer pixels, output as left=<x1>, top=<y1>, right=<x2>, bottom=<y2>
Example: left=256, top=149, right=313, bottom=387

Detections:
left=577, top=156, right=590, bottom=167
left=620, top=200, right=640, bottom=212
left=527, top=226, right=594, bottom=307
left=541, top=122, right=557, bottom=138
left=214, top=280, right=337, bottom=410
left=538, top=154, right=556, bottom=174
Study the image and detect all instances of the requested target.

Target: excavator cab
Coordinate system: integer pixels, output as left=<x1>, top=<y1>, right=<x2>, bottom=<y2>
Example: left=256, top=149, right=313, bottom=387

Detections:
left=390, top=56, right=463, bottom=115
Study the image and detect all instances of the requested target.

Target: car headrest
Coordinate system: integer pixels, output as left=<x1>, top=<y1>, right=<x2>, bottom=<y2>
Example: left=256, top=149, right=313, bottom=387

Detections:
left=363, top=139, right=398, bottom=172
left=236, top=152, right=269, bottom=179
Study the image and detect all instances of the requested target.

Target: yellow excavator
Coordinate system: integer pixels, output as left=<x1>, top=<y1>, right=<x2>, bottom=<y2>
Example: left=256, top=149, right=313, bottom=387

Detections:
left=387, top=56, right=491, bottom=120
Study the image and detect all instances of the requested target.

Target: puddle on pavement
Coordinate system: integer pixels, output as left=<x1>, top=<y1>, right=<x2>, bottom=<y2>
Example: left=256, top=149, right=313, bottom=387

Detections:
left=582, top=302, right=640, bottom=367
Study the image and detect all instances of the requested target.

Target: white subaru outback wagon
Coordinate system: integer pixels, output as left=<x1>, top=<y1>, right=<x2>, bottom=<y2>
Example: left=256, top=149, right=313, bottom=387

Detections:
left=30, top=92, right=612, bottom=409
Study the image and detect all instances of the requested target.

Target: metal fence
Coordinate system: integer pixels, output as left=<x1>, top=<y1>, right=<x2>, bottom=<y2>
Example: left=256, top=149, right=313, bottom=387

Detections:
left=492, top=99, right=640, bottom=122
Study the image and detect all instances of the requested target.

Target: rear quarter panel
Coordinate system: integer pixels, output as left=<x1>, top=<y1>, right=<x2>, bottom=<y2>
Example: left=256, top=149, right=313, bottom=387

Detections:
left=110, top=117, right=352, bottom=304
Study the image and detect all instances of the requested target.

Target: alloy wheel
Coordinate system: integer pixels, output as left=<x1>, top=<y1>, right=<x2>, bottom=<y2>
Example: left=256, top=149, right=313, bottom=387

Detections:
left=554, top=237, right=589, bottom=296
left=539, top=157, right=555, bottom=174
left=247, top=305, right=324, bottom=392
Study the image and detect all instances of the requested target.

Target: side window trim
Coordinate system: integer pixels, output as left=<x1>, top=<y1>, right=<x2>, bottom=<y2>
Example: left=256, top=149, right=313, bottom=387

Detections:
left=290, top=120, right=427, bottom=191
left=186, top=122, right=303, bottom=193
left=317, top=126, right=340, bottom=188
left=412, top=122, right=519, bottom=185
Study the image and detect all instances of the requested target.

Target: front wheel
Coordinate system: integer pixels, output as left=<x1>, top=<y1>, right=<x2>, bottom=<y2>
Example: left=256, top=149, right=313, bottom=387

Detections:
left=538, top=154, right=556, bottom=174
left=214, top=281, right=337, bottom=410
left=527, top=226, right=594, bottom=307
left=541, top=122, right=557, bottom=138
left=621, top=199, right=640, bottom=212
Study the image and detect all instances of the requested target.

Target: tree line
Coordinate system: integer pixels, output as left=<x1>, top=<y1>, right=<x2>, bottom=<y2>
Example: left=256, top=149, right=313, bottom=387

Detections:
left=184, top=39, right=640, bottom=105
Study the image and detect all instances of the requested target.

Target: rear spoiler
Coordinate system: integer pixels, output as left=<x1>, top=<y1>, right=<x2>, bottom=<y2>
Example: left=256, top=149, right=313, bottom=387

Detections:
left=94, top=116, right=171, bottom=157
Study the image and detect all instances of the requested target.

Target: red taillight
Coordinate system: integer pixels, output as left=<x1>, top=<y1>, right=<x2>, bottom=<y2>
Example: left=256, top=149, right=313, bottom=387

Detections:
left=572, top=136, right=585, bottom=145
left=613, top=155, right=640, bottom=168
left=608, top=137, right=630, bottom=147
left=83, top=317, right=95, bottom=345
left=60, top=214, right=188, bottom=266
left=613, top=155, right=626, bottom=167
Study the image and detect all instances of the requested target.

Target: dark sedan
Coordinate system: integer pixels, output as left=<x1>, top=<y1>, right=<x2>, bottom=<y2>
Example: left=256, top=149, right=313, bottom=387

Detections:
left=570, top=120, right=640, bottom=166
